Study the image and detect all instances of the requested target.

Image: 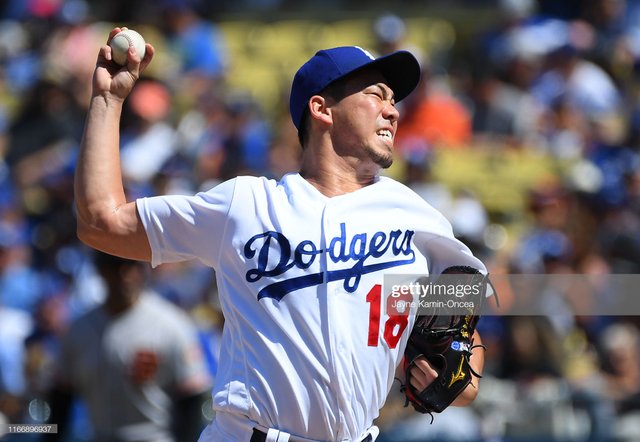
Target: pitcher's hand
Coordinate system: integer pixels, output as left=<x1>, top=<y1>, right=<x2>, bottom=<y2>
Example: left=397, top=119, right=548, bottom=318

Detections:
left=92, top=27, right=155, bottom=101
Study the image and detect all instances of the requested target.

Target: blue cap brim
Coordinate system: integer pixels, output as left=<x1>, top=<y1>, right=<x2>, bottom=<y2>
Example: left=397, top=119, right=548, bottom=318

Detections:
left=363, top=50, right=421, bottom=103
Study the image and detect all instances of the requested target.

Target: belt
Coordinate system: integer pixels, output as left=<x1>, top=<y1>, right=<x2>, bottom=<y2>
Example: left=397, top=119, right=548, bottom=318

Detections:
left=250, top=428, right=373, bottom=442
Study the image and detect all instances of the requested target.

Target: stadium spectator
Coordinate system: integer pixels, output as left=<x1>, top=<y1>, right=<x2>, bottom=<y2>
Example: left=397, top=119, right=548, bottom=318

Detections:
left=46, top=252, right=212, bottom=442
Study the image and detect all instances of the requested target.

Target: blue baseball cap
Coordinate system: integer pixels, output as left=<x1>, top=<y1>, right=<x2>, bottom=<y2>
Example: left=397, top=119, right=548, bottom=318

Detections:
left=289, top=46, right=421, bottom=130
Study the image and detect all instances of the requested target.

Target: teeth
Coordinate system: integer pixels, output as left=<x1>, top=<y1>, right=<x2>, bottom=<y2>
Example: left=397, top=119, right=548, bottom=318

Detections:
left=377, top=129, right=392, bottom=139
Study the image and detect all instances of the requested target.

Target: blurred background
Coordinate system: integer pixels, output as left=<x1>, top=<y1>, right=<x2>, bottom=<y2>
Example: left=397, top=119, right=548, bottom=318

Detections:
left=0, top=0, right=639, bottom=441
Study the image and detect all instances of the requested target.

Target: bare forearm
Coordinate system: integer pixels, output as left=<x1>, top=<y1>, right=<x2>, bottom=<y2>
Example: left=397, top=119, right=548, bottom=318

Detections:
left=75, top=94, right=126, bottom=227
left=75, top=94, right=150, bottom=259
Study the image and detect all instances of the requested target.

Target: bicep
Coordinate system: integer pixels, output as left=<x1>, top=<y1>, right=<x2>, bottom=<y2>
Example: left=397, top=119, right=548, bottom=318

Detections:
left=77, top=200, right=151, bottom=261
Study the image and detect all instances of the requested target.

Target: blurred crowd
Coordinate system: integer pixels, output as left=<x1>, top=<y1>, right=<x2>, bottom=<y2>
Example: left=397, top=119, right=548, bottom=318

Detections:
left=0, top=0, right=639, bottom=441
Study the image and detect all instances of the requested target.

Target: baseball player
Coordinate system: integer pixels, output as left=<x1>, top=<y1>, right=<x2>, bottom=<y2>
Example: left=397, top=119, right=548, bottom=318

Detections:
left=47, top=252, right=212, bottom=442
left=75, top=27, right=486, bottom=441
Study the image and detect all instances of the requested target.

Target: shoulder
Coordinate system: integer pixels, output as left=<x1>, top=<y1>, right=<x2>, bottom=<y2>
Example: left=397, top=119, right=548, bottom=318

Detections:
left=376, top=176, right=417, bottom=194
left=139, top=294, right=196, bottom=329
left=68, top=306, right=104, bottom=327
left=223, top=173, right=300, bottom=201
left=234, top=174, right=291, bottom=190
left=376, top=176, right=445, bottom=212
left=147, top=175, right=286, bottom=204
left=63, top=307, right=104, bottom=343
left=375, top=176, right=457, bottom=235
left=205, top=175, right=283, bottom=195
left=139, top=295, right=202, bottom=346
left=140, top=293, right=185, bottom=315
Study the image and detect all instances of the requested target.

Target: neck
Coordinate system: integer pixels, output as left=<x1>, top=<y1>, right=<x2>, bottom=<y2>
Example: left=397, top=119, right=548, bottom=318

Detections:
left=299, top=141, right=379, bottom=197
left=104, top=291, right=141, bottom=316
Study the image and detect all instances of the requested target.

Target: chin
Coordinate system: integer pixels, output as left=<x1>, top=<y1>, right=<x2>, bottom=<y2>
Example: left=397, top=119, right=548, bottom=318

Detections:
left=378, top=157, right=393, bottom=169
left=367, top=145, right=393, bottom=169
left=375, top=150, right=394, bottom=169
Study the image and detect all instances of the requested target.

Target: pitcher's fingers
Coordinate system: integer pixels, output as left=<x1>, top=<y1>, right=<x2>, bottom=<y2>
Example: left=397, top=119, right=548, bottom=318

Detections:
left=98, top=43, right=112, bottom=62
left=410, top=372, right=427, bottom=391
left=106, top=27, right=123, bottom=44
left=409, top=358, right=438, bottom=390
left=139, top=44, right=155, bottom=73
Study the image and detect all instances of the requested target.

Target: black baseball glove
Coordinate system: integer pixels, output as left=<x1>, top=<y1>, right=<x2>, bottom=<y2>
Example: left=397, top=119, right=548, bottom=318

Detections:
left=401, top=265, right=494, bottom=416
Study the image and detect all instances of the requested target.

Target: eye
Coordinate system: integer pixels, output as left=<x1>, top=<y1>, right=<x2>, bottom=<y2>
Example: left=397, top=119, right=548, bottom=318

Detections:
left=368, top=90, right=383, bottom=100
left=367, top=85, right=395, bottom=105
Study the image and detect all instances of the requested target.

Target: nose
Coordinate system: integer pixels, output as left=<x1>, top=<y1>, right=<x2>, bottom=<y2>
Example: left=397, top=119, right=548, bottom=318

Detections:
left=383, top=101, right=399, bottom=122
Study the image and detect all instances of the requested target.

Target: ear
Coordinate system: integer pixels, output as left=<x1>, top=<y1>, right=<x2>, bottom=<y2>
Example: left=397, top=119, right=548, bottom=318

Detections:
left=308, top=95, right=333, bottom=126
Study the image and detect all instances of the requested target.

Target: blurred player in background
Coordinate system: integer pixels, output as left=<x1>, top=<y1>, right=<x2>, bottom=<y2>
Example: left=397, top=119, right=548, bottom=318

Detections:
left=46, top=251, right=212, bottom=442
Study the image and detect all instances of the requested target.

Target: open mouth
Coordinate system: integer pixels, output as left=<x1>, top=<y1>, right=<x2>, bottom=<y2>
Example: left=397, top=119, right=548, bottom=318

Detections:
left=377, top=129, right=393, bottom=140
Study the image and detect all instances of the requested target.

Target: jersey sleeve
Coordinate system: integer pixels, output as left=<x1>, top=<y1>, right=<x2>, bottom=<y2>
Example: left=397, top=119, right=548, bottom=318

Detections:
left=136, top=178, right=237, bottom=268
left=417, top=233, right=487, bottom=275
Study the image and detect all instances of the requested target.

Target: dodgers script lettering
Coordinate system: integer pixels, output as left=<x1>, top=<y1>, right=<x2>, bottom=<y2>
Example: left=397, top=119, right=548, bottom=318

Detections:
left=244, top=223, right=416, bottom=301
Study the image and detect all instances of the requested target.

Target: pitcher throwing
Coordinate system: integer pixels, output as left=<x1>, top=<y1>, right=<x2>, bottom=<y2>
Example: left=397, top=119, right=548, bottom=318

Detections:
left=74, top=27, right=487, bottom=441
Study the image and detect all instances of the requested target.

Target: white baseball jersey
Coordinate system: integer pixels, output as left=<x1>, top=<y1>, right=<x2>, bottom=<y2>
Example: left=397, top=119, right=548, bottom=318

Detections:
left=137, top=172, right=485, bottom=441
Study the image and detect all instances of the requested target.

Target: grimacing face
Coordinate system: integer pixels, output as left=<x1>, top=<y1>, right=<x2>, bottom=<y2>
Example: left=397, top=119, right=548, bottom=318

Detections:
left=327, top=69, right=400, bottom=169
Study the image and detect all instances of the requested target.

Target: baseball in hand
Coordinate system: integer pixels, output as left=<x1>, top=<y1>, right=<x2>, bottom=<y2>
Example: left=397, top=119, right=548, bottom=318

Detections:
left=109, top=29, right=146, bottom=65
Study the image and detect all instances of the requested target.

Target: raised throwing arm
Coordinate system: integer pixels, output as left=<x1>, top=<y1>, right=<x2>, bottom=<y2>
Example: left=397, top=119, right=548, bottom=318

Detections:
left=74, top=27, right=155, bottom=261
